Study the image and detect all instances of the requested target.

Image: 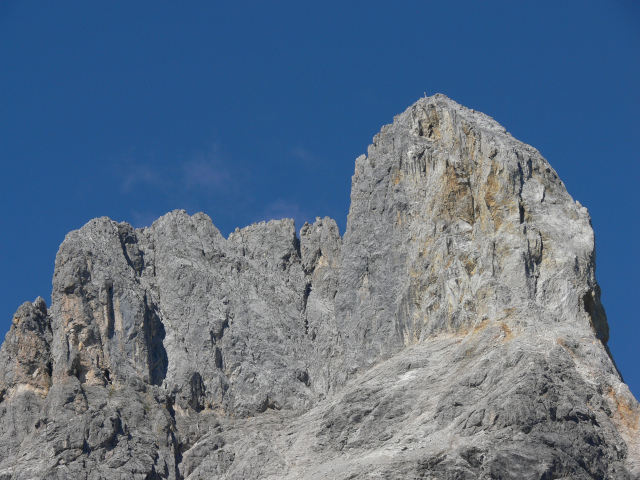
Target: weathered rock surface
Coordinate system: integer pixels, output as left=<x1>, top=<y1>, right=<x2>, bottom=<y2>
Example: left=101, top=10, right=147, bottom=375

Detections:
left=0, top=95, right=638, bottom=479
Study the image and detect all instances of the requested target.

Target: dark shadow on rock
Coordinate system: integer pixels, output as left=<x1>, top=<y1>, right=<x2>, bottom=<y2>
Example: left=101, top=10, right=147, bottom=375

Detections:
left=144, top=294, right=168, bottom=386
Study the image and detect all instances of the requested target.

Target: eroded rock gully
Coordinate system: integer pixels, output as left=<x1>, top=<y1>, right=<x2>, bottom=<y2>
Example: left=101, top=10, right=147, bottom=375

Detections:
left=1, top=95, right=637, bottom=479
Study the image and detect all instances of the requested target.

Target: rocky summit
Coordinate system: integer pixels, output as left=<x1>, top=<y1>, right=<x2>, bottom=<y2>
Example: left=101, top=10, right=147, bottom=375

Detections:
left=1, top=95, right=638, bottom=479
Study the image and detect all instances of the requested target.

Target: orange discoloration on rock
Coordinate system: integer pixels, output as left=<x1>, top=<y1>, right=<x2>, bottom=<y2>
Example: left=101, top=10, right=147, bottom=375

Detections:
left=1, top=303, right=52, bottom=397
left=418, top=104, right=442, bottom=140
left=498, top=322, right=515, bottom=342
left=461, top=122, right=478, bottom=161
left=436, top=163, right=475, bottom=225
left=391, top=168, right=404, bottom=186
left=607, top=386, right=640, bottom=435
left=9, top=330, right=52, bottom=394
left=484, top=161, right=507, bottom=230
left=455, top=318, right=491, bottom=338
left=60, top=294, right=85, bottom=329
left=462, top=255, right=477, bottom=276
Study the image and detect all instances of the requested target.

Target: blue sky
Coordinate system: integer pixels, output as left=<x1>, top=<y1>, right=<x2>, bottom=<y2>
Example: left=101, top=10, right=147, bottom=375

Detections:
left=1, top=1, right=638, bottom=394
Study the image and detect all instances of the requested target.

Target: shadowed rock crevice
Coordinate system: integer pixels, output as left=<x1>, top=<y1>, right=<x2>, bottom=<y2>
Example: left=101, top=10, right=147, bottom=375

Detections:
left=583, top=288, right=610, bottom=345
left=100, top=279, right=115, bottom=339
left=117, top=223, right=144, bottom=275
left=143, top=295, right=168, bottom=386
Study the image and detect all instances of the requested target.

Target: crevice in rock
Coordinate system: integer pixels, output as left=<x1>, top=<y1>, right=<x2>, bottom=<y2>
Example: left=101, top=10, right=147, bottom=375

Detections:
left=517, top=159, right=524, bottom=180
left=166, top=395, right=176, bottom=422
left=103, top=280, right=115, bottom=339
left=583, top=292, right=596, bottom=322
left=143, top=294, right=168, bottom=386
left=304, top=248, right=323, bottom=275
left=117, top=223, right=144, bottom=275
left=72, top=354, right=90, bottom=383
left=418, top=104, right=440, bottom=140
left=173, top=437, right=185, bottom=480
left=297, top=370, right=310, bottom=387
left=257, top=396, right=281, bottom=413
left=294, top=232, right=302, bottom=261
left=214, top=347, right=223, bottom=369
left=211, top=314, right=230, bottom=345
left=302, top=283, right=312, bottom=315
left=189, top=372, right=205, bottom=412
left=143, top=467, right=163, bottom=480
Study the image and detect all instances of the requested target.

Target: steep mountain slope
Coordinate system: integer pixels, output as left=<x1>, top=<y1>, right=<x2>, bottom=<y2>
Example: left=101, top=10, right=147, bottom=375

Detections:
left=0, top=95, right=637, bottom=479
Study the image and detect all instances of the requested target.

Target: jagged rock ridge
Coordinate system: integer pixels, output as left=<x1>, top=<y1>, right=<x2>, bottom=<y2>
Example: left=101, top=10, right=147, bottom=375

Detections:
left=0, top=94, right=638, bottom=479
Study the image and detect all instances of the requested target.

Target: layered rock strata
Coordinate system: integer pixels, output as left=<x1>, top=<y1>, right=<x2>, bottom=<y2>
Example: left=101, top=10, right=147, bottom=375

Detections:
left=0, top=95, right=637, bottom=479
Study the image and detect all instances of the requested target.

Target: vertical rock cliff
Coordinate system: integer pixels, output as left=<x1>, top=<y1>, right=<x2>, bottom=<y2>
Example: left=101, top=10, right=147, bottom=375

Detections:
left=336, top=95, right=608, bottom=370
left=0, top=95, right=637, bottom=479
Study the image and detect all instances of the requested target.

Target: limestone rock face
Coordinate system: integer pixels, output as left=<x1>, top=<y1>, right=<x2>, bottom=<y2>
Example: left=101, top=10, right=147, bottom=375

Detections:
left=336, top=96, right=607, bottom=375
left=0, top=95, right=637, bottom=479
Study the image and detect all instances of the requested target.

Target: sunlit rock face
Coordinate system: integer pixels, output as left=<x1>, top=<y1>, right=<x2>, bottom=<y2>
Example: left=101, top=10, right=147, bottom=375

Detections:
left=0, top=95, right=637, bottom=479
left=336, top=95, right=607, bottom=374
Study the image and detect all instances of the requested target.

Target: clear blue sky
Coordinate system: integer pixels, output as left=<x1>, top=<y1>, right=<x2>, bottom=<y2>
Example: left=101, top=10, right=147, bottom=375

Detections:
left=1, top=2, right=638, bottom=394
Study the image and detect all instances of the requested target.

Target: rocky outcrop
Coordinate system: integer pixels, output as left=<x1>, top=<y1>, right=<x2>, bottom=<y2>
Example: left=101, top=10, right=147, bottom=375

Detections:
left=0, top=95, right=637, bottom=479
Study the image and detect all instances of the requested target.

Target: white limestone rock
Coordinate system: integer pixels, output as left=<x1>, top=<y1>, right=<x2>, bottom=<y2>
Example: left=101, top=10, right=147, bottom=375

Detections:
left=0, top=95, right=637, bottom=479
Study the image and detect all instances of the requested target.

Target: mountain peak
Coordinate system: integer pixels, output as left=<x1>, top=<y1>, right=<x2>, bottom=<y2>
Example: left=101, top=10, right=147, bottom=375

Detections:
left=0, top=98, right=637, bottom=479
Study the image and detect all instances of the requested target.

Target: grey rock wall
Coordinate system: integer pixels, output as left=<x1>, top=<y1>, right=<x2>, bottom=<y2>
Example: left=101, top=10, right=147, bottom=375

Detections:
left=0, top=95, right=637, bottom=479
